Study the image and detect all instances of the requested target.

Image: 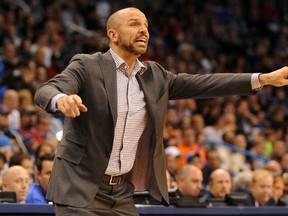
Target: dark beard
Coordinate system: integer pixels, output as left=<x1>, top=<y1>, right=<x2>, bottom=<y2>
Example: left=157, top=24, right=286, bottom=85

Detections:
left=121, top=43, right=143, bottom=56
left=118, top=36, right=147, bottom=56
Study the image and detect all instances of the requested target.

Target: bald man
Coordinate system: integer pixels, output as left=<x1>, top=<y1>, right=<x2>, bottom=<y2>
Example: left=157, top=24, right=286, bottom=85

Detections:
left=176, top=165, right=203, bottom=198
left=35, top=6, right=288, bottom=216
left=2, top=165, right=30, bottom=203
left=208, top=169, right=232, bottom=200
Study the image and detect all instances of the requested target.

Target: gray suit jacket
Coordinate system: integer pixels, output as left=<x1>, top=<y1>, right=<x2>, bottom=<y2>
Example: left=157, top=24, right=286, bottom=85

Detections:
left=34, top=51, right=254, bottom=207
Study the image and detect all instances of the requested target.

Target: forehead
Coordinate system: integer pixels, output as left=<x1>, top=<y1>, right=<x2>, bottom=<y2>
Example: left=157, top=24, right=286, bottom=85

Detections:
left=119, top=9, right=147, bottom=23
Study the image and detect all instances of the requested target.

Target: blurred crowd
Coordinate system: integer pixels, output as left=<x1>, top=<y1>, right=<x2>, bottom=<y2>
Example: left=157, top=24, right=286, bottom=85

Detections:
left=1, top=0, right=288, bottom=206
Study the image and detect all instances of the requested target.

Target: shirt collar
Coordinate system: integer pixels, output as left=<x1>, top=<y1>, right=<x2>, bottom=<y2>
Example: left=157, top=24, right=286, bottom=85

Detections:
left=109, top=48, right=146, bottom=75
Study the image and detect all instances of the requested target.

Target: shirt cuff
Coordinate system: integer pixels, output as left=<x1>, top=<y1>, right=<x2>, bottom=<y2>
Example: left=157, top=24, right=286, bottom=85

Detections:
left=251, top=73, right=263, bottom=91
left=50, top=93, right=66, bottom=112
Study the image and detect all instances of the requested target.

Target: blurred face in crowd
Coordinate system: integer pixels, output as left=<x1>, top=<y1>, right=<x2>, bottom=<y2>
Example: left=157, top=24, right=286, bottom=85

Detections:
left=3, top=90, right=19, bottom=110
left=107, top=8, right=149, bottom=57
left=191, top=114, right=205, bottom=133
left=166, top=155, right=179, bottom=173
left=21, top=158, right=34, bottom=180
left=207, top=150, right=221, bottom=171
left=250, top=170, right=273, bottom=205
left=37, top=115, right=51, bottom=134
left=2, top=166, right=30, bottom=203
left=233, top=134, right=247, bottom=149
left=182, top=128, right=196, bottom=145
left=209, top=169, right=232, bottom=199
left=177, top=165, right=203, bottom=197
left=273, top=176, right=284, bottom=201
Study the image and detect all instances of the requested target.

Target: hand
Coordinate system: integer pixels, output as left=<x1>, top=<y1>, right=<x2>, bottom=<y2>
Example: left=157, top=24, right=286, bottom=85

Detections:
left=259, top=66, right=288, bottom=87
left=56, top=94, right=88, bottom=117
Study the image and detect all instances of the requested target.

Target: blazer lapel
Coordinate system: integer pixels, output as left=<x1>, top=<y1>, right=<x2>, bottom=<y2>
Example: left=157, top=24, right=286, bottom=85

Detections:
left=136, top=66, right=156, bottom=130
left=99, top=52, right=118, bottom=127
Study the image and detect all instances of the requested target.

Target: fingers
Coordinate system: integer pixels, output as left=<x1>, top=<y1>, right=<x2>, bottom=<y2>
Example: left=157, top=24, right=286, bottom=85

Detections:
left=56, top=94, right=88, bottom=117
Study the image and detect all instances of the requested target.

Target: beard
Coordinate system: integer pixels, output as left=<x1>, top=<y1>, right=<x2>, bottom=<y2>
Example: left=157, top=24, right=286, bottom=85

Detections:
left=118, top=35, right=147, bottom=56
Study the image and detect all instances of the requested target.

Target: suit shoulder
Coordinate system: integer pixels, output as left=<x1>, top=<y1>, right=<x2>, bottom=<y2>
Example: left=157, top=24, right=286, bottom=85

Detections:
left=72, top=52, right=104, bottom=61
left=143, top=60, right=165, bottom=71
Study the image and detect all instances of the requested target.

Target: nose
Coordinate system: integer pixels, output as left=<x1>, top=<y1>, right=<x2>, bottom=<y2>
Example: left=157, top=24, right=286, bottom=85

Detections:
left=139, top=26, right=148, bottom=35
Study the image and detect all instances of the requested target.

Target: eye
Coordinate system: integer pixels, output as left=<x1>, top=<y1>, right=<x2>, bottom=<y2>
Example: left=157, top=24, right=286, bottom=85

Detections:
left=129, top=22, right=138, bottom=26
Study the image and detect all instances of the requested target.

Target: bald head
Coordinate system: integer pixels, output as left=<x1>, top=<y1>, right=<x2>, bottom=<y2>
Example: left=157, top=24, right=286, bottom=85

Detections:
left=177, top=165, right=203, bottom=197
left=106, top=7, right=149, bottom=59
left=209, top=169, right=232, bottom=199
left=106, top=7, right=144, bottom=31
left=2, top=165, right=30, bottom=203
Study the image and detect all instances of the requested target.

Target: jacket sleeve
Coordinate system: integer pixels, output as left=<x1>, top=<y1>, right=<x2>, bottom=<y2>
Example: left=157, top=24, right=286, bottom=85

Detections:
left=34, top=54, right=86, bottom=111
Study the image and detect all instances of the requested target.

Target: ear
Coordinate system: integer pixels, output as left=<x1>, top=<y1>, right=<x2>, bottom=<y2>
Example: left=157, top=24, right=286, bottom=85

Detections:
left=1, top=182, right=7, bottom=191
left=107, top=29, right=118, bottom=43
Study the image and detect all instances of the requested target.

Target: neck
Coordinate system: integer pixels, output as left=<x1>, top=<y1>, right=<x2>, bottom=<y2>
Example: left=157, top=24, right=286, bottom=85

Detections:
left=110, top=46, right=139, bottom=75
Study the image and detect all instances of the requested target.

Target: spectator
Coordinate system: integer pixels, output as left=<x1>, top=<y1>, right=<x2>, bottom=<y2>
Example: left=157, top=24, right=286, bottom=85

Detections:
left=202, top=148, right=222, bottom=187
left=26, top=153, right=54, bottom=203
left=1, top=165, right=30, bottom=203
left=246, top=169, right=275, bottom=206
left=2, top=89, right=20, bottom=130
left=9, top=152, right=34, bottom=182
left=272, top=175, right=287, bottom=206
left=177, top=128, right=206, bottom=169
left=176, top=165, right=204, bottom=198
left=21, top=112, right=51, bottom=154
left=264, top=160, right=283, bottom=177
left=232, top=171, right=253, bottom=193
left=0, top=104, right=27, bottom=153
left=165, top=146, right=181, bottom=182
left=186, top=152, right=201, bottom=168
left=204, top=169, right=232, bottom=201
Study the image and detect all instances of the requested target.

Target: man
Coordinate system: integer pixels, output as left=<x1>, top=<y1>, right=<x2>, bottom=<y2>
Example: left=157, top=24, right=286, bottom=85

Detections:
left=246, top=169, right=276, bottom=206
left=206, top=169, right=232, bottom=200
left=176, top=165, right=203, bottom=198
left=34, top=7, right=288, bottom=216
left=177, top=128, right=206, bottom=169
left=2, top=89, right=20, bottom=130
left=0, top=105, right=27, bottom=153
left=165, top=146, right=181, bottom=182
left=1, top=165, right=30, bottom=203
left=202, top=148, right=222, bottom=186
left=26, top=153, right=54, bottom=203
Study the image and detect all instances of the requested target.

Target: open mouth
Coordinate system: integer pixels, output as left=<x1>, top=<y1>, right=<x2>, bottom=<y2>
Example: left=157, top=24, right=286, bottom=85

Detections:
left=135, top=39, right=147, bottom=44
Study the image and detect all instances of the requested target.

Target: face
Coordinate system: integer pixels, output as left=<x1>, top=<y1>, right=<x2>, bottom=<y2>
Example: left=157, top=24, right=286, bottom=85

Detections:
left=182, top=129, right=196, bottom=144
left=210, top=172, right=232, bottom=199
left=3, top=168, right=29, bottom=203
left=251, top=175, right=273, bottom=205
left=207, top=151, right=221, bottom=170
left=37, top=160, right=53, bottom=191
left=178, top=169, right=203, bottom=197
left=37, top=116, right=50, bottom=134
left=21, top=158, right=33, bottom=179
left=166, top=155, right=179, bottom=173
left=4, top=91, right=19, bottom=109
left=273, top=180, right=284, bottom=201
left=109, top=9, right=149, bottom=56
